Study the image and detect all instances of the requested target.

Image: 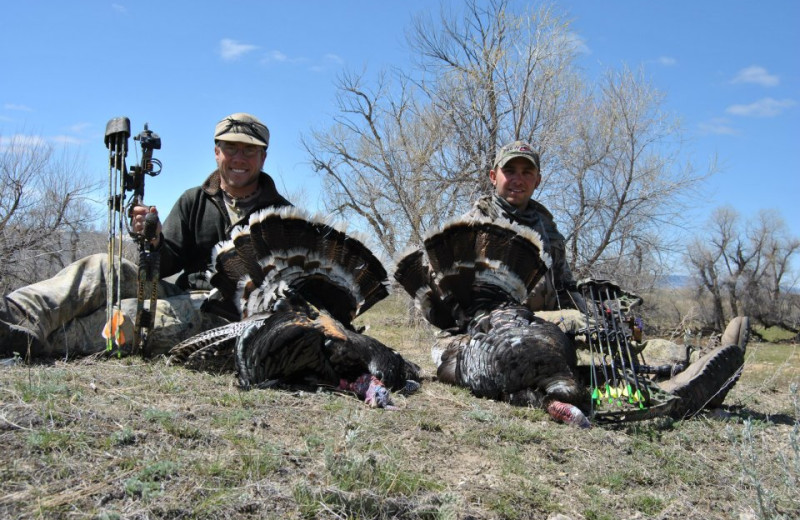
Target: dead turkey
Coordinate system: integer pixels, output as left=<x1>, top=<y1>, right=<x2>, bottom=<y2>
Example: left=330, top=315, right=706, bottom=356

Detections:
left=394, top=216, right=591, bottom=427
left=168, top=207, right=421, bottom=408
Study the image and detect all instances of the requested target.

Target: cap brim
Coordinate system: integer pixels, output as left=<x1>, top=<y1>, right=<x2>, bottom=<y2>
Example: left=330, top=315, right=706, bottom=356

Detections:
left=215, top=134, right=268, bottom=147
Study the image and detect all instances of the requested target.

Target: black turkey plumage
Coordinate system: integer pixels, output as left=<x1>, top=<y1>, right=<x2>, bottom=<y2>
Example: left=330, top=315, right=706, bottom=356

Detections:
left=395, top=216, right=590, bottom=427
left=169, top=207, right=420, bottom=407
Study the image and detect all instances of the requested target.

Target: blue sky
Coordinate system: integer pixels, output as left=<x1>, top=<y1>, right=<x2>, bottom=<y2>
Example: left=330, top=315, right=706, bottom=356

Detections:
left=2, top=1, right=798, bottom=246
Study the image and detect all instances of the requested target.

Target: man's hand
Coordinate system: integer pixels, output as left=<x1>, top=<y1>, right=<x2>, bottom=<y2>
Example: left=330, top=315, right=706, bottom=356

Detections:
left=130, top=205, right=162, bottom=248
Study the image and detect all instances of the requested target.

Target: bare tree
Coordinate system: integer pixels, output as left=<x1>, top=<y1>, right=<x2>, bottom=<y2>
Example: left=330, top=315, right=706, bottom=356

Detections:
left=687, top=235, right=727, bottom=332
left=687, top=207, right=800, bottom=331
left=407, top=0, right=580, bottom=206
left=302, top=70, right=456, bottom=256
left=303, top=0, right=711, bottom=293
left=742, top=210, right=800, bottom=329
left=548, top=66, right=710, bottom=292
left=0, top=133, right=98, bottom=293
left=305, top=0, right=580, bottom=255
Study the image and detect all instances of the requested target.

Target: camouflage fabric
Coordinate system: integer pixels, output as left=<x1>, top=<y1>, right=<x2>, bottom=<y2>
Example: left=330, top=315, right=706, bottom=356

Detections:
left=4, top=253, right=228, bottom=358
left=535, top=309, right=587, bottom=336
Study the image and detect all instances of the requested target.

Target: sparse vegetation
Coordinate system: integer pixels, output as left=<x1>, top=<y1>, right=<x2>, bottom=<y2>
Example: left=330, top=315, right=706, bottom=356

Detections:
left=1, top=294, right=798, bottom=519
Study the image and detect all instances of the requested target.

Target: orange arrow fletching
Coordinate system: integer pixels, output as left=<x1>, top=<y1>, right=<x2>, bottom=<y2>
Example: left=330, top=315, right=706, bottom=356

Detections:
left=102, top=309, right=127, bottom=347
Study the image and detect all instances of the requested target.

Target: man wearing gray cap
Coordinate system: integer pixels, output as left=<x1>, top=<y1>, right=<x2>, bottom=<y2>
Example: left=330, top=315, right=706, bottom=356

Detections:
left=466, top=140, right=578, bottom=313
left=1, top=112, right=291, bottom=359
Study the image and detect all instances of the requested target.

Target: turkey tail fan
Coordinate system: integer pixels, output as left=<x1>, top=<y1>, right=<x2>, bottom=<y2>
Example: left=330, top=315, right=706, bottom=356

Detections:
left=420, top=216, right=551, bottom=324
left=393, top=247, right=456, bottom=330
left=248, top=206, right=320, bottom=261
left=209, top=207, right=390, bottom=323
left=209, top=226, right=265, bottom=304
left=250, top=207, right=389, bottom=322
left=240, top=251, right=370, bottom=326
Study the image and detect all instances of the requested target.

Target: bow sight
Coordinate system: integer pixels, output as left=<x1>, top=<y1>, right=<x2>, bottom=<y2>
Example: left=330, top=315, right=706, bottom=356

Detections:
left=103, top=117, right=162, bottom=356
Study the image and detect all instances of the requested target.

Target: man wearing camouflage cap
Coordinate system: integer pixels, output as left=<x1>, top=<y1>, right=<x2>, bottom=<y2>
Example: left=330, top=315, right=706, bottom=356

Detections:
left=1, top=113, right=291, bottom=359
left=467, top=140, right=578, bottom=313
left=440, top=140, right=751, bottom=419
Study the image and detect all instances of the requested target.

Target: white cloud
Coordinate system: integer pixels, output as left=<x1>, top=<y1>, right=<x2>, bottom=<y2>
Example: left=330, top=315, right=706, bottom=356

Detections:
left=265, top=50, right=289, bottom=62
left=4, top=103, right=33, bottom=111
left=219, top=39, right=258, bottom=61
left=0, top=133, right=47, bottom=152
left=726, top=97, right=796, bottom=117
left=52, top=135, right=84, bottom=145
left=657, top=56, right=676, bottom=66
left=112, top=4, right=128, bottom=15
left=731, top=66, right=779, bottom=87
left=323, top=53, right=344, bottom=65
left=261, top=50, right=313, bottom=66
left=309, top=54, right=345, bottom=73
left=564, top=31, right=590, bottom=55
left=697, top=118, right=738, bottom=136
left=258, top=50, right=340, bottom=71
left=68, top=122, right=91, bottom=134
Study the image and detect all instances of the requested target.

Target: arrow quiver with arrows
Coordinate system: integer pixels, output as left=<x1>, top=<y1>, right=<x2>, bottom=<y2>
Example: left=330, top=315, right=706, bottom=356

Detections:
left=575, top=278, right=678, bottom=423
left=103, top=117, right=162, bottom=357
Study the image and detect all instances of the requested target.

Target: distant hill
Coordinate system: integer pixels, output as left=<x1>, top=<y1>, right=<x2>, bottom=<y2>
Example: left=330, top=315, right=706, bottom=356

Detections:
left=658, top=274, right=692, bottom=289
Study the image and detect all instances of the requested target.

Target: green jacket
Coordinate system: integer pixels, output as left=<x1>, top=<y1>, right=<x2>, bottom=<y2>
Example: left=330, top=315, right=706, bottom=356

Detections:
left=159, top=170, right=291, bottom=290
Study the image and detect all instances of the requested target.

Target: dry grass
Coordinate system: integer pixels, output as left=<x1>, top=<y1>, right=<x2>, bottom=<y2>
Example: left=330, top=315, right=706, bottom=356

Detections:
left=1, top=294, right=799, bottom=519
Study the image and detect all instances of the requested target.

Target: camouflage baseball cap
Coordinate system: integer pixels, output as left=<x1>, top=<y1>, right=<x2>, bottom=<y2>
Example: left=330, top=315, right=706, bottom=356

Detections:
left=493, top=140, right=540, bottom=170
left=214, top=113, right=270, bottom=148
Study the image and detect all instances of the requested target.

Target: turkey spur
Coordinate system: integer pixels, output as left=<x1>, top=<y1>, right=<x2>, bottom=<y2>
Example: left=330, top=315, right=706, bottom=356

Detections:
left=169, top=207, right=420, bottom=408
left=395, top=216, right=591, bottom=427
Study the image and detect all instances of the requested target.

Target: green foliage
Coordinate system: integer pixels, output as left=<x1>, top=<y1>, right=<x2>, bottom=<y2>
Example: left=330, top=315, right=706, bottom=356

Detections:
left=756, top=326, right=797, bottom=343
left=628, top=493, right=665, bottom=516
left=324, top=449, right=441, bottom=496
left=109, top=427, right=136, bottom=447
left=26, top=430, right=76, bottom=453
left=484, top=485, right=556, bottom=519
left=124, top=460, right=179, bottom=501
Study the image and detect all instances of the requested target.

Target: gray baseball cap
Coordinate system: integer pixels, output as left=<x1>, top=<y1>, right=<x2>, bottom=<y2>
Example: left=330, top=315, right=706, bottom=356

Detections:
left=214, top=113, right=270, bottom=148
left=493, top=140, right=540, bottom=170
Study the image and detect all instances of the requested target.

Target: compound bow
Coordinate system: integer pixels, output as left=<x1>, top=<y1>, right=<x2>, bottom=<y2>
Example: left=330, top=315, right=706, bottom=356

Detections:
left=103, top=117, right=162, bottom=356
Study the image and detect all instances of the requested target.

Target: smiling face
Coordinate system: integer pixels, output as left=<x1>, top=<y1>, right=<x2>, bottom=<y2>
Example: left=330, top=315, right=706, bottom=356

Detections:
left=214, top=142, right=267, bottom=197
left=489, top=157, right=541, bottom=210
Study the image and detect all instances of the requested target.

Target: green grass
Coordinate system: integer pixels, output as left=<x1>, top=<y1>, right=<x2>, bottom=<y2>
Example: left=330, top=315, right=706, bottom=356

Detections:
left=0, top=303, right=798, bottom=519
left=756, top=326, right=798, bottom=343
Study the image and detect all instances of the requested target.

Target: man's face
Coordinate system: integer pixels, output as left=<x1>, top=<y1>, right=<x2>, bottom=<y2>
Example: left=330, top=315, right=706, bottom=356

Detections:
left=214, top=141, right=266, bottom=196
left=489, top=157, right=541, bottom=210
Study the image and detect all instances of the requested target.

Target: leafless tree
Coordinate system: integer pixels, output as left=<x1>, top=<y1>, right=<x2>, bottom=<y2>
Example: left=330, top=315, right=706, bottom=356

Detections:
left=302, top=70, right=457, bottom=257
left=548, top=66, right=710, bottom=292
left=305, top=0, right=580, bottom=256
left=0, top=133, right=98, bottom=293
left=303, top=0, right=710, bottom=291
left=687, top=207, right=800, bottom=331
left=407, top=0, right=581, bottom=198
